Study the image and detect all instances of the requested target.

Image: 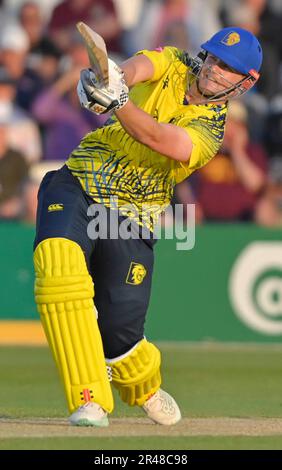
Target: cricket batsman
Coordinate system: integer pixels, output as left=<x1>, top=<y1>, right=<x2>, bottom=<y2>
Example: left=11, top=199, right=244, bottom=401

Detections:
left=33, top=27, right=262, bottom=426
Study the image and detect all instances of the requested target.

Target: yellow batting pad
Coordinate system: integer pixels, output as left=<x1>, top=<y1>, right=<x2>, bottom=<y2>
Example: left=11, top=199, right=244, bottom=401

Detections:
left=108, top=339, right=161, bottom=406
left=34, top=238, right=113, bottom=413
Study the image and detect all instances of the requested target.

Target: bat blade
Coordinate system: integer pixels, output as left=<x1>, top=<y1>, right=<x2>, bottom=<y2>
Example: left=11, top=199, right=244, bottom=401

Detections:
left=76, top=21, right=109, bottom=87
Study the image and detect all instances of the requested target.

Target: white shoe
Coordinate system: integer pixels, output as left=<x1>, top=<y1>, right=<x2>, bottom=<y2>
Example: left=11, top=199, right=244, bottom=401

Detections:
left=69, top=402, right=109, bottom=427
left=142, top=389, right=181, bottom=425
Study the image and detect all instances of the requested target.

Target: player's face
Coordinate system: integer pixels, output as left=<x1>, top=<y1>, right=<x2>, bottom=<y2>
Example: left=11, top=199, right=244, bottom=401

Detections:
left=198, top=54, right=245, bottom=97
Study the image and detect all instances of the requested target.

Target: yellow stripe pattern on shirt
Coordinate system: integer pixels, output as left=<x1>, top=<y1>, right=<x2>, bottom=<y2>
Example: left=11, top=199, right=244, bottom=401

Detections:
left=67, top=47, right=227, bottom=231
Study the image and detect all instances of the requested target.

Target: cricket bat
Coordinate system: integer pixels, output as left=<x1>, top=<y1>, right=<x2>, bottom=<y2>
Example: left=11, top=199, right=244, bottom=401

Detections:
left=76, top=22, right=109, bottom=87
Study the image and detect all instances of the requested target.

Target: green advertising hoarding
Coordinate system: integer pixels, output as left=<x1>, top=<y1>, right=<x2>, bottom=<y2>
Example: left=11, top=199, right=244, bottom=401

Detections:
left=0, top=223, right=282, bottom=342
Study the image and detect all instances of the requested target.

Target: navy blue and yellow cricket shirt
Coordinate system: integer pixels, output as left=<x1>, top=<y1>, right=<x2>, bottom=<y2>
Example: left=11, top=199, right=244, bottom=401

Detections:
left=67, top=46, right=227, bottom=230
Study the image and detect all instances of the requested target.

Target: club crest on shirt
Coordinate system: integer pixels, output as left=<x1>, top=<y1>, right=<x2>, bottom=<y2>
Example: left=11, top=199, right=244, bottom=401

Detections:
left=126, top=262, right=147, bottom=285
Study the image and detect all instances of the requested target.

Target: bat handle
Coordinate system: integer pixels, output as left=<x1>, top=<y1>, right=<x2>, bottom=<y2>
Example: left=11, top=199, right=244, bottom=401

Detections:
left=106, top=99, right=119, bottom=112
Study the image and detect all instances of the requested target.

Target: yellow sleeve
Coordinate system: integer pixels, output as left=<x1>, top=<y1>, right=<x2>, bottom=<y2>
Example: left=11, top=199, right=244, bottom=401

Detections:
left=135, top=46, right=178, bottom=82
left=178, top=118, right=224, bottom=173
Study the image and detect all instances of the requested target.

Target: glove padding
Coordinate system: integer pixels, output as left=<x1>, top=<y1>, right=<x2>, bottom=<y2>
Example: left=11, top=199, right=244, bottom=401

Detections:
left=77, top=58, right=129, bottom=114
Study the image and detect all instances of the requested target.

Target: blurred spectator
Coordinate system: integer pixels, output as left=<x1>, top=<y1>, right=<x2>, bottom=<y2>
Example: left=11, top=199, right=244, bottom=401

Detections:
left=113, top=0, right=144, bottom=57
left=161, top=19, right=192, bottom=50
left=23, top=160, right=62, bottom=223
left=173, top=177, right=202, bottom=224
left=221, top=0, right=282, bottom=99
left=264, top=97, right=282, bottom=160
left=0, top=21, right=44, bottom=111
left=189, top=101, right=268, bottom=222
left=0, top=66, right=42, bottom=162
left=2, top=0, right=61, bottom=19
left=2, top=0, right=61, bottom=22
left=186, top=0, right=222, bottom=53
left=134, top=0, right=191, bottom=51
left=219, top=2, right=279, bottom=144
left=255, top=158, right=282, bottom=227
left=19, top=2, right=63, bottom=74
left=48, top=0, right=122, bottom=56
left=26, top=39, right=62, bottom=90
left=32, top=30, right=108, bottom=160
left=62, top=29, right=92, bottom=70
left=250, top=0, right=282, bottom=62
left=148, top=0, right=190, bottom=49
left=134, top=0, right=221, bottom=53
left=0, top=122, right=29, bottom=220
left=0, top=22, right=29, bottom=80
left=17, top=2, right=64, bottom=109
left=32, top=67, right=108, bottom=160
left=20, top=2, right=51, bottom=49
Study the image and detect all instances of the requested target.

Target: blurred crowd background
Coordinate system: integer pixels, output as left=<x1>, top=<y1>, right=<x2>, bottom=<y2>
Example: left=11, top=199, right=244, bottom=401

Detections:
left=0, top=0, right=282, bottom=227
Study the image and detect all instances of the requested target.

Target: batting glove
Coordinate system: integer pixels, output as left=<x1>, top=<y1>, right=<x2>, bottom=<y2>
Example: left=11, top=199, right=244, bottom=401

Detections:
left=77, top=58, right=129, bottom=114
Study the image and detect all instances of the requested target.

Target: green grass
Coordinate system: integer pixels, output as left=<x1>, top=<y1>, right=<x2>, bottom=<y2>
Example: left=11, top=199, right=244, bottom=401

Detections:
left=1, top=436, right=282, bottom=450
left=1, top=343, right=282, bottom=449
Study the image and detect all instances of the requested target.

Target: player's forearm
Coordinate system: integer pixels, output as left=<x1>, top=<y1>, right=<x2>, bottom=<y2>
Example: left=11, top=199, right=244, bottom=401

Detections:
left=115, top=100, right=161, bottom=145
left=115, top=100, right=192, bottom=162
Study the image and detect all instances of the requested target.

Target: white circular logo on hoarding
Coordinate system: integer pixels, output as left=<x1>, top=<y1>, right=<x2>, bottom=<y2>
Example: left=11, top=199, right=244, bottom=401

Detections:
left=229, top=242, right=282, bottom=335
